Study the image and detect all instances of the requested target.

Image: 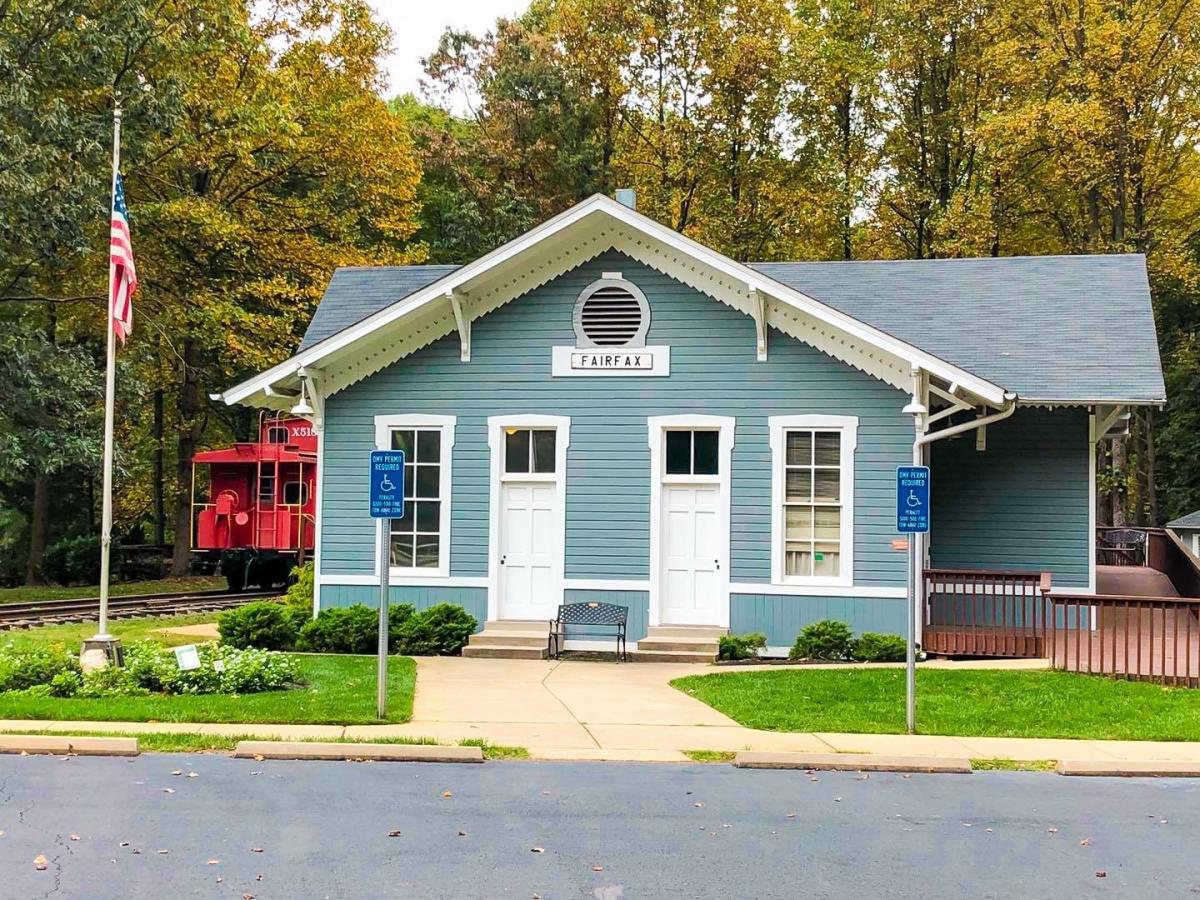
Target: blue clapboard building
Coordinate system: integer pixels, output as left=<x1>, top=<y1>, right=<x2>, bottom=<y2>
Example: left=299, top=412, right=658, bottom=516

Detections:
left=221, top=193, right=1164, bottom=658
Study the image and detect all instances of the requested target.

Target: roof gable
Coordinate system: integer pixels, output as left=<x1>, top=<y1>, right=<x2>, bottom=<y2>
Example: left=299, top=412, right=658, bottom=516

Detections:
left=222, top=194, right=1162, bottom=410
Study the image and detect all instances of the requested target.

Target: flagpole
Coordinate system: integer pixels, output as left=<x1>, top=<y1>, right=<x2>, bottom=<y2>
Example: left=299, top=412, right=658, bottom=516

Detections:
left=94, top=102, right=122, bottom=646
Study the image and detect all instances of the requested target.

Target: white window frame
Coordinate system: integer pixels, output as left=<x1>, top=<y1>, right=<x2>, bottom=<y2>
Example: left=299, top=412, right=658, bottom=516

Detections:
left=647, top=414, right=735, bottom=628
left=486, top=414, right=571, bottom=622
left=769, top=414, right=858, bottom=588
left=373, top=414, right=457, bottom=580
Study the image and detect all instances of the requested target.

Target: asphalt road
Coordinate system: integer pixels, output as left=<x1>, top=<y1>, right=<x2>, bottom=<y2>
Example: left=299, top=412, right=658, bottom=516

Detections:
left=1, top=754, right=1198, bottom=899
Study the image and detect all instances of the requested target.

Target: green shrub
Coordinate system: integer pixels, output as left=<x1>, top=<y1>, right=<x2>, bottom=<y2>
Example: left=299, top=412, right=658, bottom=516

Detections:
left=78, top=664, right=150, bottom=697
left=283, top=562, right=314, bottom=620
left=789, top=619, right=855, bottom=661
left=0, top=643, right=79, bottom=692
left=218, top=602, right=299, bottom=650
left=48, top=670, right=82, bottom=697
left=718, top=632, right=767, bottom=661
left=39, top=534, right=104, bottom=585
left=396, top=603, right=477, bottom=656
left=852, top=632, right=907, bottom=662
left=296, top=604, right=379, bottom=654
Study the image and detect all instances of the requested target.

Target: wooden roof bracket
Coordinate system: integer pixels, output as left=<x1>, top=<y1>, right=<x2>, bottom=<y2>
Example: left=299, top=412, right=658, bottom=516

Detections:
left=750, top=285, right=767, bottom=361
left=449, top=289, right=471, bottom=362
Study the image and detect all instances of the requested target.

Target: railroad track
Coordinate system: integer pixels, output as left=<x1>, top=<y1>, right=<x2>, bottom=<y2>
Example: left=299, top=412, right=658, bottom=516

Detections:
left=0, top=588, right=281, bottom=631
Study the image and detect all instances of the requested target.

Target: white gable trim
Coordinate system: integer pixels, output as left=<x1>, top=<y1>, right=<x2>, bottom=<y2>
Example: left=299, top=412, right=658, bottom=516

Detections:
left=220, top=195, right=1008, bottom=408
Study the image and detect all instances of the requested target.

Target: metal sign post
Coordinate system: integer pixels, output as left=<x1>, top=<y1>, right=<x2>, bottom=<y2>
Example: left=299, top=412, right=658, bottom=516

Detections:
left=896, top=465, right=930, bottom=735
left=369, top=450, right=406, bottom=719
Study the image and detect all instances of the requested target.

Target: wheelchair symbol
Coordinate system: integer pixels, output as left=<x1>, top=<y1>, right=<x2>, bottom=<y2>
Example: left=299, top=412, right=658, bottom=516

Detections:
left=380, top=474, right=396, bottom=493
left=906, top=489, right=922, bottom=508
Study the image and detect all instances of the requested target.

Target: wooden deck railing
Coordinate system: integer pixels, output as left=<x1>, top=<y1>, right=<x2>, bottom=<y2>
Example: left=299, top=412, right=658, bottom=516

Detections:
left=1049, top=594, right=1200, bottom=686
left=923, top=569, right=1053, bottom=657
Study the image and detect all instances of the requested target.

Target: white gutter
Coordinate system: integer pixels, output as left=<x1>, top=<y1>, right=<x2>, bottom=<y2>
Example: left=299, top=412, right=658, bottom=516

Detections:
left=916, top=393, right=1018, bottom=448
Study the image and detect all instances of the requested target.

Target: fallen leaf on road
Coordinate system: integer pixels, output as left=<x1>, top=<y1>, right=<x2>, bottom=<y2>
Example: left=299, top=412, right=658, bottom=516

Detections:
left=69, top=834, right=80, bottom=841
left=243, top=894, right=255, bottom=899
left=250, top=847, right=264, bottom=853
left=855, top=774, right=871, bottom=781
left=986, top=828, right=993, bottom=833
left=592, top=866, right=604, bottom=872
left=132, top=849, right=142, bottom=855
left=1047, top=827, right=1058, bottom=834
left=171, top=770, right=182, bottom=776
left=531, top=847, right=545, bottom=853
left=786, top=813, right=796, bottom=819
left=834, top=797, right=842, bottom=802
left=1080, top=838, right=1093, bottom=846
left=442, top=790, right=453, bottom=798
left=387, top=830, right=402, bottom=838
left=902, top=774, right=912, bottom=780
left=1096, top=871, right=1107, bottom=878
left=119, top=841, right=130, bottom=847
left=253, top=755, right=264, bottom=762
left=207, top=859, right=220, bottom=865
left=256, top=874, right=263, bottom=881
left=33, top=855, right=47, bottom=870
left=161, top=788, right=175, bottom=794
left=187, top=772, right=199, bottom=778
left=158, top=850, right=169, bottom=855
left=692, top=802, right=704, bottom=808
left=457, top=831, right=467, bottom=837
left=215, top=877, right=223, bottom=883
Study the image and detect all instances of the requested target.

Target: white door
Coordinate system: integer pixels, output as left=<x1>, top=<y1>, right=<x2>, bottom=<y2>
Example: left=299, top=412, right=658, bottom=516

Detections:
left=662, top=484, right=721, bottom=625
left=498, top=481, right=560, bottom=620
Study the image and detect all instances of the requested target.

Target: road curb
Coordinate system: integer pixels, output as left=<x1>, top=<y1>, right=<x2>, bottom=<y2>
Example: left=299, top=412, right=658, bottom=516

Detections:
left=233, top=740, right=484, bottom=763
left=0, top=734, right=139, bottom=756
left=734, top=751, right=972, bottom=773
left=1057, top=759, right=1200, bottom=777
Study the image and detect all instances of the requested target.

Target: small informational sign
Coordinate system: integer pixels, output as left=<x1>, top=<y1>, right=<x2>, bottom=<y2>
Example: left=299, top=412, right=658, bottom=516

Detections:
left=896, top=466, right=930, bottom=534
left=174, top=644, right=201, bottom=671
left=369, top=450, right=406, bottom=519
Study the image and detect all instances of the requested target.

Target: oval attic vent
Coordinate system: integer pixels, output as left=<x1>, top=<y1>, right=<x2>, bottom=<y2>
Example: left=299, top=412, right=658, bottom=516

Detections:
left=572, top=278, right=650, bottom=348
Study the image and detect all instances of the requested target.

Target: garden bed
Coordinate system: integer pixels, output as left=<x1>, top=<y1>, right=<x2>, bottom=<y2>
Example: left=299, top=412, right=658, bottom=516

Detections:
left=672, top=667, right=1200, bottom=742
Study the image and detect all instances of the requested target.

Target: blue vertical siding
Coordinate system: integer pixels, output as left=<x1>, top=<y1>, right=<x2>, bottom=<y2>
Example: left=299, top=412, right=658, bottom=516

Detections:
left=320, top=250, right=911, bottom=588
left=319, top=584, right=487, bottom=632
left=729, top=594, right=907, bottom=646
left=929, top=407, right=1090, bottom=587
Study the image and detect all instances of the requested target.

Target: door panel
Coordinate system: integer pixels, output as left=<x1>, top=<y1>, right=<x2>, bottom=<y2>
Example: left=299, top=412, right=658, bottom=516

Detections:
left=661, top=484, right=722, bottom=625
left=499, top=482, right=560, bottom=620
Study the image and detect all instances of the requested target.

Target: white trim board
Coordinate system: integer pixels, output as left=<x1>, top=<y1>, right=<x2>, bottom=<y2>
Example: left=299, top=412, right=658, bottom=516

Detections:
left=219, top=194, right=1009, bottom=410
left=647, top=414, right=735, bottom=629
left=728, top=583, right=905, bottom=599
left=318, top=574, right=488, bottom=589
left=486, top=414, right=571, bottom=623
left=564, top=579, right=651, bottom=592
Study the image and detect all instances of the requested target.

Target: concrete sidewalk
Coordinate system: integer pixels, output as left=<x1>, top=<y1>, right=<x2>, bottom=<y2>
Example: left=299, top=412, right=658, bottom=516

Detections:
left=4, top=656, right=1200, bottom=765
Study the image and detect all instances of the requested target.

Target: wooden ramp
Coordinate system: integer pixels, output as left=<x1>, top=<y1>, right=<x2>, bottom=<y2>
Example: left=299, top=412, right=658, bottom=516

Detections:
left=1096, top=564, right=1179, bottom=598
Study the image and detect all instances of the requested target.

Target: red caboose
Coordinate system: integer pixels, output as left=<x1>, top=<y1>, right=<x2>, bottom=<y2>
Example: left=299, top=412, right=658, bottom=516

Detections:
left=191, top=414, right=317, bottom=591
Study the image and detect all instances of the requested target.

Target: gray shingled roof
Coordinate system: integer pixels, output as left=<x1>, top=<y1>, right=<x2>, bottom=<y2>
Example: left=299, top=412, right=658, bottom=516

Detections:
left=298, top=254, right=1164, bottom=403
left=1168, top=511, right=1200, bottom=530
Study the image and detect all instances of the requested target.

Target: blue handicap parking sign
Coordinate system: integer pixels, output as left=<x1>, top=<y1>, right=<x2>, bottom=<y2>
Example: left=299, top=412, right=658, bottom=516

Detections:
left=896, top=466, right=930, bottom=534
left=369, top=450, right=406, bottom=519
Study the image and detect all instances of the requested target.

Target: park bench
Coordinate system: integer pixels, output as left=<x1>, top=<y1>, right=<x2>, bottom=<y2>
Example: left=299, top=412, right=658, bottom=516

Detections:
left=548, top=601, right=629, bottom=662
left=1098, top=527, right=1147, bottom=567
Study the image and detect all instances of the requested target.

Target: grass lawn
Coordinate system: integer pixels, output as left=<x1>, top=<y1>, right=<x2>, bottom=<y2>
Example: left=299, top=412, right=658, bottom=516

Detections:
left=1, top=613, right=228, bottom=650
left=0, top=652, right=417, bottom=725
left=672, top=668, right=1200, bottom=742
left=0, top=575, right=226, bottom=604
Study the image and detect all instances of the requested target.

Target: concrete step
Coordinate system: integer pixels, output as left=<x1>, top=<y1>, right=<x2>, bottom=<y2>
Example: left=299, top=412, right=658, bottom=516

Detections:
left=628, top=648, right=717, bottom=664
left=461, top=644, right=548, bottom=660
left=480, top=619, right=548, bottom=633
left=643, top=625, right=727, bottom=641
left=635, top=639, right=719, bottom=653
left=467, top=631, right=548, bottom=649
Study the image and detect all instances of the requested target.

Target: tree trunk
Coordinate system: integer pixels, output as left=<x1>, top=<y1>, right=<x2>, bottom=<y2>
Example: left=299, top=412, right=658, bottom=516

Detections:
left=170, top=339, right=204, bottom=576
left=24, top=475, right=50, bottom=585
left=153, top=385, right=165, bottom=546
left=1111, top=435, right=1128, bottom=527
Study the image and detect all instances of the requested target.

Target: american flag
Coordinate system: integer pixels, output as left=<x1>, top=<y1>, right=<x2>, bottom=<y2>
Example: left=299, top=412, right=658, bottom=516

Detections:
left=109, top=173, right=137, bottom=343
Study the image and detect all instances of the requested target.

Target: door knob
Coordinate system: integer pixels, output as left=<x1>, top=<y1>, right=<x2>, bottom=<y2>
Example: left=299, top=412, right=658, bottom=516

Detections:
left=715, top=559, right=720, bottom=570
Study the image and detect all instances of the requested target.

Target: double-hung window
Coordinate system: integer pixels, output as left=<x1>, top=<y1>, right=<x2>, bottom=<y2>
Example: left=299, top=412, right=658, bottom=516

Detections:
left=374, top=415, right=456, bottom=577
left=769, top=415, right=857, bottom=586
